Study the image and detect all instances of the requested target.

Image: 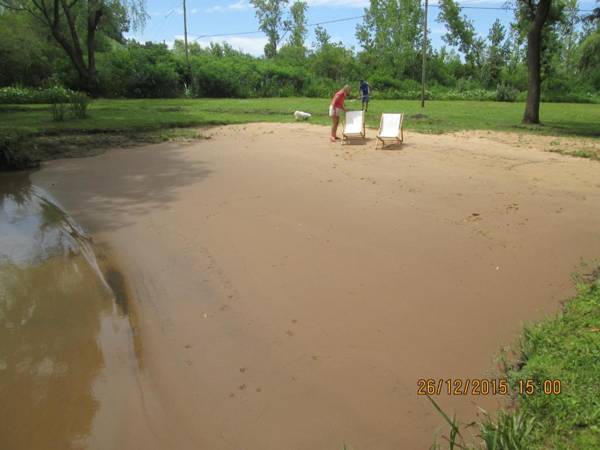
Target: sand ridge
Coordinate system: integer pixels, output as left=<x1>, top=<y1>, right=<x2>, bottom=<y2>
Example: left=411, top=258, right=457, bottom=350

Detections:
left=32, top=123, right=600, bottom=450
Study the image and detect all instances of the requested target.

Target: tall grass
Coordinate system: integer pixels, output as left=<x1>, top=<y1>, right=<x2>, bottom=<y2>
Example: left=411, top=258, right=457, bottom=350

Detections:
left=427, top=395, right=535, bottom=450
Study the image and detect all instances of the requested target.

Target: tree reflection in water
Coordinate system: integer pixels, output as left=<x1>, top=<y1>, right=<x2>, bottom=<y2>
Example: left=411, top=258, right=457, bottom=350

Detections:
left=0, top=174, right=114, bottom=450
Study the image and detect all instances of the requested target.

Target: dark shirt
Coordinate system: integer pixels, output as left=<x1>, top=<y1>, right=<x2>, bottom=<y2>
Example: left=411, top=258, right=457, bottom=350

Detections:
left=359, top=81, right=370, bottom=96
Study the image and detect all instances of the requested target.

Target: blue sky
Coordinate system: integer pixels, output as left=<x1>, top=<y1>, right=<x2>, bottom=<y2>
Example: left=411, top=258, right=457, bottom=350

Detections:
left=127, top=0, right=597, bottom=56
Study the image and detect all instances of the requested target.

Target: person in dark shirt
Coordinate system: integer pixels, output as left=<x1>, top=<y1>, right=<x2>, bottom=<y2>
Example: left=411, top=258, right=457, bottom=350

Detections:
left=359, top=80, right=371, bottom=111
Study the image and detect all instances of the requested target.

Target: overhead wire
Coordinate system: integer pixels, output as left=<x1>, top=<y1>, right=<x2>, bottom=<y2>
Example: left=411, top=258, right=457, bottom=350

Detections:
left=191, top=3, right=594, bottom=41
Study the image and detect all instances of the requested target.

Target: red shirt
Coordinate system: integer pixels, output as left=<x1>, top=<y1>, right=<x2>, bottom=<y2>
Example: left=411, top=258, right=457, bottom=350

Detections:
left=331, top=89, right=346, bottom=108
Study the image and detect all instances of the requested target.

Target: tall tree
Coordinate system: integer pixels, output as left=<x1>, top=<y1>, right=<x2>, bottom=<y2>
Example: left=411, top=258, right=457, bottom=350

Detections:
left=356, top=0, right=423, bottom=78
left=558, top=0, right=580, bottom=68
left=249, top=0, right=289, bottom=58
left=517, top=0, right=553, bottom=124
left=314, top=25, right=331, bottom=50
left=437, top=0, right=484, bottom=68
left=0, top=0, right=144, bottom=92
left=285, top=0, right=307, bottom=50
left=483, top=19, right=509, bottom=87
left=579, top=1, right=600, bottom=89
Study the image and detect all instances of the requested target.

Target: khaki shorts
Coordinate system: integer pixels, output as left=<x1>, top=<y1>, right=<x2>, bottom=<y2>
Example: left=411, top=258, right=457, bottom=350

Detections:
left=329, top=105, right=343, bottom=117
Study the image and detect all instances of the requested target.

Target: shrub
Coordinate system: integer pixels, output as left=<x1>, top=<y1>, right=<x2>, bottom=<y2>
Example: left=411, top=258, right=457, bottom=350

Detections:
left=496, top=83, right=519, bottom=102
left=97, top=43, right=181, bottom=98
left=0, top=86, right=75, bottom=104
left=69, top=92, right=90, bottom=118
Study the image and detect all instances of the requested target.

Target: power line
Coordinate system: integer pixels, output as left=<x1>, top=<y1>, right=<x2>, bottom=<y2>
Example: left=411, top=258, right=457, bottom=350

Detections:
left=191, top=5, right=594, bottom=41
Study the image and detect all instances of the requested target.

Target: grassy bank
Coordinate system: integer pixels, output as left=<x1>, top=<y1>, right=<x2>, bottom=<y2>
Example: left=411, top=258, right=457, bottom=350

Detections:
left=1, top=98, right=600, bottom=169
left=432, top=269, right=600, bottom=449
left=508, top=269, right=600, bottom=449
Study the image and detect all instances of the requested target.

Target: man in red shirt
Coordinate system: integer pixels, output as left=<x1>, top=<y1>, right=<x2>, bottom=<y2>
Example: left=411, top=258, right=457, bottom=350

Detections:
left=329, top=85, right=351, bottom=142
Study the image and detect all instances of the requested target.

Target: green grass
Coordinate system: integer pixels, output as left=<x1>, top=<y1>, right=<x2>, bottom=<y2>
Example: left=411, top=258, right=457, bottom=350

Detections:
left=507, top=269, right=600, bottom=449
left=428, top=268, right=600, bottom=450
left=1, top=98, right=600, bottom=137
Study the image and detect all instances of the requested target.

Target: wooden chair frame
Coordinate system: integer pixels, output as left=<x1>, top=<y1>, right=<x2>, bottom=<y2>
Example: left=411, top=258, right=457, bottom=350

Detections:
left=376, top=113, right=404, bottom=149
left=342, top=110, right=366, bottom=145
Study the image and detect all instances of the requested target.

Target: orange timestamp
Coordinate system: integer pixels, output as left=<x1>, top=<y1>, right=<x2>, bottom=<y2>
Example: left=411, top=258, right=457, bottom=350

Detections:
left=417, top=378, right=562, bottom=396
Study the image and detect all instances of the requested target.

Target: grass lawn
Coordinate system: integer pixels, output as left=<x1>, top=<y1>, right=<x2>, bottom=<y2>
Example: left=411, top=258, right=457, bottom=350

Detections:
left=1, top=97, right=600, bottom=138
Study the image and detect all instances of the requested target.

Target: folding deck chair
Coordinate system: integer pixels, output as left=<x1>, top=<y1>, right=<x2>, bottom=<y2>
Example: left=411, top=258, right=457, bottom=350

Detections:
left=376, top=113, right=404, bottom=149
left=342, top=110, right=366, bottom=144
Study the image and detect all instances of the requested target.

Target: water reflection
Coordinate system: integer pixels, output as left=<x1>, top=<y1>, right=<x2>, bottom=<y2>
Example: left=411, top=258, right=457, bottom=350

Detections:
left=0, top=174, right=122, bottom=450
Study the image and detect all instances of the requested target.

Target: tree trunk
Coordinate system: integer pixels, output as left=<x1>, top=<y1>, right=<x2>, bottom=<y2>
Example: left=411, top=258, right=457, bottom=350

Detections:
left=86, top=4, right=104, bottom=93
left=523, top=0, right=552, bottom=124
left=30, top=0, right=101, bottom=93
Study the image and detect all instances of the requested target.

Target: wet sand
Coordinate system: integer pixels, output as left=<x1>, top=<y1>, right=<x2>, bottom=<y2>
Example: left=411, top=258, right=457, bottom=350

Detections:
left=30, top=123, right=600, bottom=449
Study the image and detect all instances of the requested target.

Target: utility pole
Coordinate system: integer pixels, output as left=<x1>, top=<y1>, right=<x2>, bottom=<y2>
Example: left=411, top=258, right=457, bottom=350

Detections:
left=421, top=0, right=428, bottom=108
left=183, top=0, right=190, bottom=66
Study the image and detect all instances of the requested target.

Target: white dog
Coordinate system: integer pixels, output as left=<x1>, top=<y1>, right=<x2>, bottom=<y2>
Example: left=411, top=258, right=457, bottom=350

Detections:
left=294, top=111, right=312, bottom=121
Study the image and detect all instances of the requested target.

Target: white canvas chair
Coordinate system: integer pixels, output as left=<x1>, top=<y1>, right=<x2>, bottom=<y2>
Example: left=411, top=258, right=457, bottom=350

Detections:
left=342, top=110, right=366, bottom=144
left=376, top=113, right=404, bottom=149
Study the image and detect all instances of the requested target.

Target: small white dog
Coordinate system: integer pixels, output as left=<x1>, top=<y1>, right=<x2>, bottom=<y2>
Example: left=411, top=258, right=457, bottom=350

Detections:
left=294, top=111, right=312, bottom=121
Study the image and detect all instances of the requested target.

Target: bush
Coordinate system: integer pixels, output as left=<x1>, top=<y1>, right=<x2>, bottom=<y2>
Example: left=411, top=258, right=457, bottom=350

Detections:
left=496, top=84, right=519, bottom=102
left=0, top=86, right=75, bottom=104
left=97, top=42, right=181, bottom=98
left=69, top=92, right=90, bottom=118
left=0, top=133, right=39, bottom=170
left=47, top=90, right=91, bottom=121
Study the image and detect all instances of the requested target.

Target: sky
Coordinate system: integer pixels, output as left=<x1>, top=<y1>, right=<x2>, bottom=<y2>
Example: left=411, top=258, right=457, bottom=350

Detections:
left=127, top=0, right=598, bottom=56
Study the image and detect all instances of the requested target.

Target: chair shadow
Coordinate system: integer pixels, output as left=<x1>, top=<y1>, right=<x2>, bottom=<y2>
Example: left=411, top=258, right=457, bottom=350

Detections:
left=342, top=137, right=373, bottom=146
left=376, top=142, right=410, bottom=151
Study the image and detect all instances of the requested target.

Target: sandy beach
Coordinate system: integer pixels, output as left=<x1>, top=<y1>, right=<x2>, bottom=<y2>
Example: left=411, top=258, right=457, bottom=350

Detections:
left=30, top=123, right=600, bottom=450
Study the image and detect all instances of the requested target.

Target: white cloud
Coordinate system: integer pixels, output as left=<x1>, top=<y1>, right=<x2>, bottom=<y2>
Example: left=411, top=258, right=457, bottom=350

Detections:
left=205, top=0, right=252, bottom=13
left=174, top=34, right=268, bottom=56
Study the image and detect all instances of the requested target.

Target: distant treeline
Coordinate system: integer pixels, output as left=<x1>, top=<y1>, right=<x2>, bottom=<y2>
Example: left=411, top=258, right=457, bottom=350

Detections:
left=0, top=0, right=599, bottom=103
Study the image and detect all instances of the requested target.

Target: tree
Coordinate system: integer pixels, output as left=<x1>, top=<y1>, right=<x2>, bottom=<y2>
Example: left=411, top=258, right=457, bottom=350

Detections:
left=0, top=10, right=56, bottom=86
left=356, top=0, right=423, bottom=79
left=249, top=0, right=289, bottom=58
left=0, top=0, right=144, bottom=92
left=483, top=19, right=509, bottom=87
left=579, top=5, right=600, bottom=89
left=437, top=0, right=485, bottom=69
left=284, top=0, right=307, bottom=50
left=516, top=0, right=553, bottom=124
left=558, top=0, right=580, bottom=69
left=314, top=25, right=331, bottom=49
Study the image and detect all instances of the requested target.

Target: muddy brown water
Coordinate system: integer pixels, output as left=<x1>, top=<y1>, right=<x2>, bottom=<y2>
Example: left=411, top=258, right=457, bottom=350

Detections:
left=0, top=174, right=142, bottom=450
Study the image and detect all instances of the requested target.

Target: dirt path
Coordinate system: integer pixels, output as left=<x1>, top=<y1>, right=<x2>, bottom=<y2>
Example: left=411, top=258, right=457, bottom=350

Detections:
left=32, top=123, right=600, bottom=450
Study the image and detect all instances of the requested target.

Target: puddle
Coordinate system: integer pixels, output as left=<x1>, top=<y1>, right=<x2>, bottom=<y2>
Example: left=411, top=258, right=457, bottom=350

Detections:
left=0, top=173, right=142, bottom=450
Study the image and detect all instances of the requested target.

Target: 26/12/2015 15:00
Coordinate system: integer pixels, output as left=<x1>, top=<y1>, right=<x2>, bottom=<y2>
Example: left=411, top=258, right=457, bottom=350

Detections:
left=417, top=378, right=562, bottom=396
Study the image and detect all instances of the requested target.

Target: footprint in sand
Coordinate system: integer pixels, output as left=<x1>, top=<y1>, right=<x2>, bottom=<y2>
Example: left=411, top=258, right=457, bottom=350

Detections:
left=467, top=213, right=482, bottom=223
